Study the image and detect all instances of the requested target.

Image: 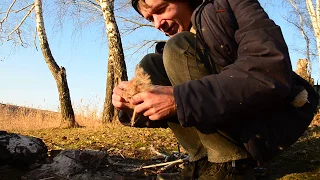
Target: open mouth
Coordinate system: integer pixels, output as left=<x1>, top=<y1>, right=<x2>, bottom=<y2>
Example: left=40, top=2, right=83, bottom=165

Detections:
left=166, top=24, right=177, bottom=36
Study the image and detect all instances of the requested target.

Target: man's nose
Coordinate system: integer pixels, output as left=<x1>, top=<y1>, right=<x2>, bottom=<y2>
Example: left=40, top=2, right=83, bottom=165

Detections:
left=153, top=15, right=163, bottom=30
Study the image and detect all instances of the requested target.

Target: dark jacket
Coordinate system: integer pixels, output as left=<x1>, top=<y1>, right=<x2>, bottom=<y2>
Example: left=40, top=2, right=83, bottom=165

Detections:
left=174, top=0, right=318, bottom=165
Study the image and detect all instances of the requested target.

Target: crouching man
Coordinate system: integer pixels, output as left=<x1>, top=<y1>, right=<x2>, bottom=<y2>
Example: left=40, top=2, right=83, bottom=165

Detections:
left=112, top=0, right=318, bottom=179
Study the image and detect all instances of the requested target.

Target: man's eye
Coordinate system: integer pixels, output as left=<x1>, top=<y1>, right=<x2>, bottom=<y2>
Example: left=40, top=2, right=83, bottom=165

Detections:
left=157, top=7, right=166, bottom=14
left=147, top=17, right=153, bottom=22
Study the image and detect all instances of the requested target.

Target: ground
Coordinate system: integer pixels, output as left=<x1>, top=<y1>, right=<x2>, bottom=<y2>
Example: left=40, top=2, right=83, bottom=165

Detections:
left=0, top=105, right=319, bottom=179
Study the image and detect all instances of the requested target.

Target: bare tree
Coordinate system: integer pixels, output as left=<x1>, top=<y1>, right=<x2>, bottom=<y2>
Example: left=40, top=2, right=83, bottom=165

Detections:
left=1, top=0, right=78, bottom=128
left=68, top=0, right=159, bottom=122
left=306, top=0, right=320, bottom=67
left=282, top=0, right=313, bottom=82
left=96, top=0, right=128, bottom=123
left=35, top=0, right=77, bottom=128
left=52, top=0, right=165, bottom=122
left=281, top=0, right=319, bottom=79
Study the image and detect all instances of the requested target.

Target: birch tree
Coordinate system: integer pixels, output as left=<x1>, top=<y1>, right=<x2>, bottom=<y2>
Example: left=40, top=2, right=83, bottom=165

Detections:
left=97, top=0, right=127, bottom=123
left=306, top=0, right=320, bottom=67
left=282, top=0, right=319, bottom=76
left=35, top=0, right=77, bottom=127
left=1, top=0, right=78, bottom=128
left=96, top=0, right=166, bottom=122
left=56, top=0, right=165, bottom=122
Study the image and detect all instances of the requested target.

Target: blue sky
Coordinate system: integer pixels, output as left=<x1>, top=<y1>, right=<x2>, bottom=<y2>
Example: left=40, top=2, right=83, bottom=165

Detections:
left=0, top=1, right=319, bottom=113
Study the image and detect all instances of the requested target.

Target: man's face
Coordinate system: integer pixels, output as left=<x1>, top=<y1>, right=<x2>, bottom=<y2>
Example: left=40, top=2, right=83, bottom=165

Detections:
left=138, top=0, right=193, bottom=36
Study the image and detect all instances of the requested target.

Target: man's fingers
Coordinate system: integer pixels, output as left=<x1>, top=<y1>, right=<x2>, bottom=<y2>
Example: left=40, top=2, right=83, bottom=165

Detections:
left=143, top=107, right=156, bottom=117
left=149, top=114, right=161, bottom=121
left=112, top=99, right=123, bottom=109
left=117, top=81, right=130, bottom=89
left=132, top=91, right=150, bottom=105
left=112, top=94, right=124, bottom=102
left=113, top=81, right=132, bottom=97
left=112, top=98, right=131, bottom=110
left=113, top=86, right=124, bottom=96
left=132, top=91, right=153, bottom=114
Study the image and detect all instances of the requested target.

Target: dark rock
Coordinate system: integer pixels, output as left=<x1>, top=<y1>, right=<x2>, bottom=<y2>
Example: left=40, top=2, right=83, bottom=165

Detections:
left=24, top=150, right=110, bottom=179
left=0, top=131, right=48, bottom=167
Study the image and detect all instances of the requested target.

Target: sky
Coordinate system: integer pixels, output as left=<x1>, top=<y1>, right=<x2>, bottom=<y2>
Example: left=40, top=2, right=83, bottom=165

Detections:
left=0, top=1, right=319, bottom=113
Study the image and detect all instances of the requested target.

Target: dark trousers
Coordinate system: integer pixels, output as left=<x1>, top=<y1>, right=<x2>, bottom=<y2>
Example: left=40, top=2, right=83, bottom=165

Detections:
left=139, top=32, right=250, bottom=162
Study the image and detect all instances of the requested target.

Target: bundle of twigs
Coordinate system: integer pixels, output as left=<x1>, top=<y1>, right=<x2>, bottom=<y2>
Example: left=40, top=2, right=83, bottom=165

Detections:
left=122, top=65, right=152, bottom=126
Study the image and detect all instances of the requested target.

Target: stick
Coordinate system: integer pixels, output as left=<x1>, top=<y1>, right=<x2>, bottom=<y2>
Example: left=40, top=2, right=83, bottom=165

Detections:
left=141, top=157, right=188, bottom=169
left=131, top=108, right=137, bottom=126
left=157, top=162, right=180, bottom=173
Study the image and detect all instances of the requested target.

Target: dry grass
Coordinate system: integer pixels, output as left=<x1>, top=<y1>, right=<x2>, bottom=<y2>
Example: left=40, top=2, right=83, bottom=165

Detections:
left=0, top=103, right=178, bottom=160
left=0, top=103, right=103, bottom=130
left=0, top=103, right=60, bottom=131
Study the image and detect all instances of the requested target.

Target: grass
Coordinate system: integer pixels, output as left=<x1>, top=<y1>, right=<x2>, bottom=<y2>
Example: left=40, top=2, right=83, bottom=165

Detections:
left=0, top=103, right=320, bottom=179
left=0, top=103, right=179, bottom=160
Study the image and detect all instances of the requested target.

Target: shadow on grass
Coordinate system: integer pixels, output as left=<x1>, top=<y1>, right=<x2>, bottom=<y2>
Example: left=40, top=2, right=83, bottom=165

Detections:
left=257, top=125, right=320, bottom=179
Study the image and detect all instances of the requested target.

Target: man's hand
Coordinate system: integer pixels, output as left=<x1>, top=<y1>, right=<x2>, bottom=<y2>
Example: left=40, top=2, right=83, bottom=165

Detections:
left=132, top=85, right=177, bottom=120
left=112, top=81, right=132, bottom=113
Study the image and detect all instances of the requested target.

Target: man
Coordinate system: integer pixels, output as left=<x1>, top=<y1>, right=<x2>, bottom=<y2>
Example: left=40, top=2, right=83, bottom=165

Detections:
left=112, top=0, right=318, bottom=179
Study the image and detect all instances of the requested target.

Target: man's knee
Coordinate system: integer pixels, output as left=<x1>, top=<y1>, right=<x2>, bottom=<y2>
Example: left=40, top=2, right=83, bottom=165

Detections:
left=138, top=53, right=171, bottom=86
left=163, top=31, right=196, bottom=69
left=139, top=53, right=162, bottom=71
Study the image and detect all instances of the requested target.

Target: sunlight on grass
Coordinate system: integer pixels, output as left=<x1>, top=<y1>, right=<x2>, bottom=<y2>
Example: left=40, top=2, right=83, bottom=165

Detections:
left=0, top=103, right=178, bottom=160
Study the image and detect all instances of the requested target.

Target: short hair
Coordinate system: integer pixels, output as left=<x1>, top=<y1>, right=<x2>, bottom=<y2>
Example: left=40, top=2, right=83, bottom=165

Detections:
left=131, top=0, right=202, bottom=15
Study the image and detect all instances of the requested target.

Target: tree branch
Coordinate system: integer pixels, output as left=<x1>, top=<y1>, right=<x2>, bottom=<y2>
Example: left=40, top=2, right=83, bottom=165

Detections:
left=77, top=0, right=102, bottom=12
left=0, top=0, right=17, bottom=24
left=117, top=16, right=153, bottom=28
left=7, top=3, right=35, bottom=41
left=13, top=3, right=34, bottom=13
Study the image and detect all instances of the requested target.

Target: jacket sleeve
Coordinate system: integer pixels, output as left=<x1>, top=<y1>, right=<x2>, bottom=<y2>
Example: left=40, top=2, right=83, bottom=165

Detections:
left=174, top=0, right=292, bottom=129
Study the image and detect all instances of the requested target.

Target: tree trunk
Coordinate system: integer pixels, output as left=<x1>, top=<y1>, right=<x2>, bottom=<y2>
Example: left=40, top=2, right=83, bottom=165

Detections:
left=103, top=59, right=115, bottom=123
left=34, top=0, right=77, bottom=128
left=99, top=0, right=128, bottom=123
left=306, top=0, right=320, bottom=69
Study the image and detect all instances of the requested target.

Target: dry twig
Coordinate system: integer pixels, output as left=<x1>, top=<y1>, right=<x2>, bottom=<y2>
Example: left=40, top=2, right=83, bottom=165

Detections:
left=107, top=155, right=188, bottom=173
left=141, top=157, right=189, bottom=170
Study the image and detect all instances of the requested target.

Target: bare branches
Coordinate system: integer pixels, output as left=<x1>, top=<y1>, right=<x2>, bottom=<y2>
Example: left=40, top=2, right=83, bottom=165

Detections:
left=117, top=16, right=153, bottom=28
left=281, top=0, right=319, bottom=72
left=125, top=39, right=162, bottom=58
left=117, top=15, right=154, bottom=36
left=0, top=0, right=17, bottom=25
left=1, top=2, right=34, bottom=37
left=77, top=1, right=102, bottom=12
left=284, top=0, right=311, bottom=60
left=7, top=3, right=35, bottom=41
